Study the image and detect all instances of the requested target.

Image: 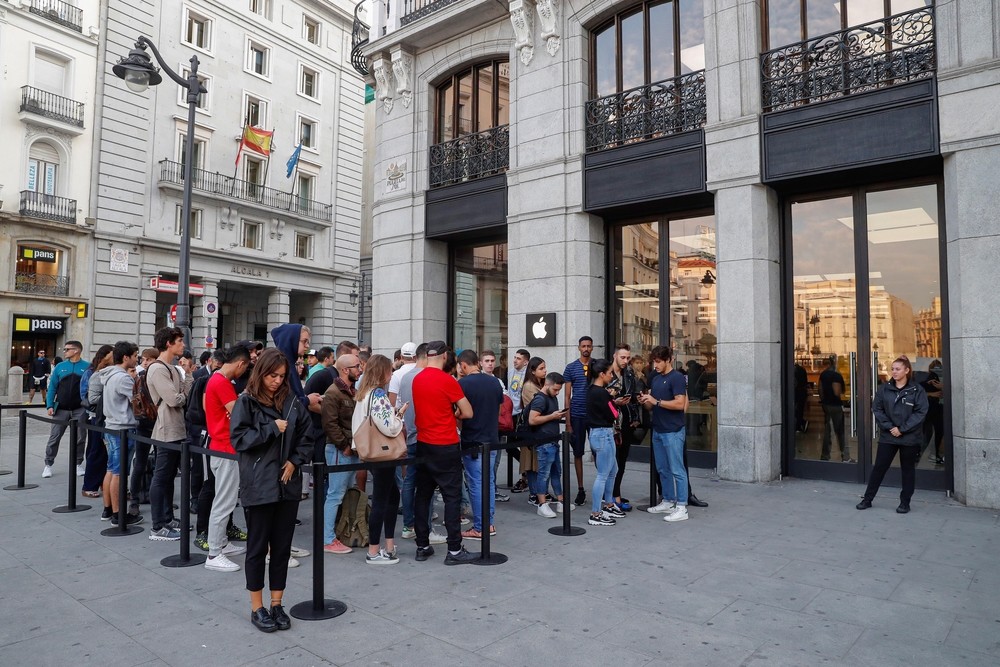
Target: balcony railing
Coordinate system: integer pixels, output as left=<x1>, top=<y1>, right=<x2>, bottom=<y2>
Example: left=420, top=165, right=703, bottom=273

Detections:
left=158, top=160, right=333, bottom=222
left=429, top=125, right=509, bottom=189
left=585, top=70, right=707, bottom=153
left=19, top=190, right=77, bottom=224
left=20, top=86, right=85, bottom=128
left=27, top=0, right=83, bottom=32
left=400, top=0, right=462, bottom=26
left=350, top=1, right=370, bottom=77
left=761, top=6, right=935, bottom=113
left=15, top=273, right=70, bottom=297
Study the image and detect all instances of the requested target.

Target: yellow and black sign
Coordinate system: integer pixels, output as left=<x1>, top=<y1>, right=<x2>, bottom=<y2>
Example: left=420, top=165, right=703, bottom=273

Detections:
left=20, top=246, right=57, bottom=262
left=76, top=303, right=88, bottom=319
left=13, top=316, right=65, bottom=333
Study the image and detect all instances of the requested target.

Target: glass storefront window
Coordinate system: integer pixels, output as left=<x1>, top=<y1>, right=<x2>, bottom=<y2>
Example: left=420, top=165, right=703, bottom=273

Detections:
left=452, top=242, right=508, bottom=356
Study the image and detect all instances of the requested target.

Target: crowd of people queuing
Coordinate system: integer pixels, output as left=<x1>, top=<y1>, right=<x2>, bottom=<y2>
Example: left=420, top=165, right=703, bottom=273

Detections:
left=35, top=326, right=930, bottom=633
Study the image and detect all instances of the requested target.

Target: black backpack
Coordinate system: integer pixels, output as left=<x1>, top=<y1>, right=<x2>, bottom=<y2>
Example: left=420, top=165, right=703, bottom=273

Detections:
left=185, top=374, right=210, bottom=427
left=55, top=371, right=82, bottom=411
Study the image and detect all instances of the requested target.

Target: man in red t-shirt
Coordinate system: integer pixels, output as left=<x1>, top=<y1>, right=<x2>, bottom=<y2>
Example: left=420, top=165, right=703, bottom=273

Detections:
left=203, top=346, right=251, bottom=572
left=411, top=341, right=478, bottom=564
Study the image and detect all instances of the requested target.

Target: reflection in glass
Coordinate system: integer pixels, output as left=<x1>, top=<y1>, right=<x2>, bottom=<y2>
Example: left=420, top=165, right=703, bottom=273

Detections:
left=621, top=10, right=645, bottom=90
left=457, top=72, right=473, bottom=137
left=438, top=83, right=454, bottom=143
left=613, top=222, right=661, bottom=361
left=678, top=0, right=705, bottom=73
left=497, top=62, right=510, bottom=126
left=452, top=242, right=508, bottom=357
left=767, top=0, right=801, bottom=49
left=595, top=24, right=616, bottom=97
left=477, top=65, right=493, bottom=131
left=649, top=1, right=676, bottom=81
left=807, top=0, right=840, bottom=37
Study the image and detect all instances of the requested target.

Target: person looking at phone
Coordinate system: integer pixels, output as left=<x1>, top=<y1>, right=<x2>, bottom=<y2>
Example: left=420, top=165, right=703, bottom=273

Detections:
left=230, top=348, right=315, bottom=633
left=609, top=344, right=641, bottom=511
left=639, top=345, right=690, bottom=523
left=527, top=372, right=572, bottom=517
left=457, top=349, right=503, bottom=541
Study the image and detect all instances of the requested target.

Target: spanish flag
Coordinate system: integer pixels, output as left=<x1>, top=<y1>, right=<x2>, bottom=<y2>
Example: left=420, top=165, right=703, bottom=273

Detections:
left=236, top=126, right=274, bottom=164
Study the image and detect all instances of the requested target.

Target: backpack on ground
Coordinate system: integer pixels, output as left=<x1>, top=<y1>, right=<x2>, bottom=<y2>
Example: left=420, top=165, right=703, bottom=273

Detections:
left=55, top=372, right=82, bottom=411
left=334, top=486, right=370, bottom=548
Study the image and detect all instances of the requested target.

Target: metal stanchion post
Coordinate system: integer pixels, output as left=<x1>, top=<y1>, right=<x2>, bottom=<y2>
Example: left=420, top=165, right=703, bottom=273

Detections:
left=473, top=442, right=507, bottom=565
left=162, top=438, right=205, bottom=567
left=4, top=410, right=38, bottom=490
left=637, top=444, right=659, bottom=512
left=506, top=441, right=514, bottom=489
left=53, top=417, right=89, bottom=513
left=549, top=432, right=585, bottom=536
left=0, top=408, right=12, bottom=476
left=291, top=458, right=347, bottom=621
left=103, top=429, right=142, bottom=537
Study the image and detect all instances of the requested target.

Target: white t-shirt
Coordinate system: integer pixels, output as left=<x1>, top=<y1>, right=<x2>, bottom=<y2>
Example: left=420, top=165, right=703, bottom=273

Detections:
left=388, top=362, right=417, bottom=406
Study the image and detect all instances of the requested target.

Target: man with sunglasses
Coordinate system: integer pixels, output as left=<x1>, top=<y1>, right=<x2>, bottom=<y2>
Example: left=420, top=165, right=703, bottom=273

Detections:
left=42, top=341, right=90, bottom=479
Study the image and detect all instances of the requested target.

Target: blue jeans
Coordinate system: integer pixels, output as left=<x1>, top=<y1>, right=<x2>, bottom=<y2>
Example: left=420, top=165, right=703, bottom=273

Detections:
left=103, top=432, right=134, bottom=476
left=533, top=443, right=562, bottom=499
left=395, top=441, right=432, bottom=531
left=589, top=427, right=618, bottom=513
left=652, top=428, right=688, bottom=506
left=324, top=445, right=359, bottom=544
left=462, top=449, right=497, bottom=532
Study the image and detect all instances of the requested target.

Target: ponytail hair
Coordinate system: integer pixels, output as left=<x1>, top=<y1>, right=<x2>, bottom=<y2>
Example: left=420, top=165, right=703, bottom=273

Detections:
left=589, top=358, right=612, bottom=381
left=892, top=355, right=913, bottom=384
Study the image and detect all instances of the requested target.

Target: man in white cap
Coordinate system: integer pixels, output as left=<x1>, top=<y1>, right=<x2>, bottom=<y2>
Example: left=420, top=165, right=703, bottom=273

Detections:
left=388, top=341, right=418, bottom=407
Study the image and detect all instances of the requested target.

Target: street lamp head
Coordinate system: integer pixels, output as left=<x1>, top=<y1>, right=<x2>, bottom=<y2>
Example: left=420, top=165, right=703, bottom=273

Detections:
left=113, top=42, right=163, bottom=92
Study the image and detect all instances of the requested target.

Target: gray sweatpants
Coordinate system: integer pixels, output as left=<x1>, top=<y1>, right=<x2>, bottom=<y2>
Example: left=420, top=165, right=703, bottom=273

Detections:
left=207, top=457, right=240, bottom=557
left=44, top=407, right=87, bottom=467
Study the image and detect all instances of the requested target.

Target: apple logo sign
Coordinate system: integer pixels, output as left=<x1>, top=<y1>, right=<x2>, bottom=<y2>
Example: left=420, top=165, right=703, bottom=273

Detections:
left=526, top=312, right=556, bottom=345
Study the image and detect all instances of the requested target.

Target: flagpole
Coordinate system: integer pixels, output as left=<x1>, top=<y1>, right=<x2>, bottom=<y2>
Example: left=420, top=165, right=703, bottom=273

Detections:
left=288, top=144, right=301, bottom=211
left=232, top=121, right=247, bottom=197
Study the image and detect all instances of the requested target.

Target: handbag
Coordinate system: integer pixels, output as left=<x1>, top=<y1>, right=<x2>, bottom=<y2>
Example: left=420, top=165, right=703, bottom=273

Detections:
left=353, top=391, right=407, bottom=462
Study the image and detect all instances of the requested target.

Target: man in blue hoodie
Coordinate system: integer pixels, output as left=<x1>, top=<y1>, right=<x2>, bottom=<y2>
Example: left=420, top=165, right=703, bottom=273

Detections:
left=43, top=340, right=90, bottom=479
left=270, top=323, right=322, bottom=414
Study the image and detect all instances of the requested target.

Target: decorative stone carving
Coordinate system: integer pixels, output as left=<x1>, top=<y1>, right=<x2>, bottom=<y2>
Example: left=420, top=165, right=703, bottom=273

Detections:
left=535, top=0, right=560, bottom=56
left=390, top=48, right=414, bottom=109
left=510, top=0, right=535, bottom=66
left=269, top=217, right=285, bottom=240
left=220, top=206, right=237, bottom=230
left=372, top=56, right=395, bottom=114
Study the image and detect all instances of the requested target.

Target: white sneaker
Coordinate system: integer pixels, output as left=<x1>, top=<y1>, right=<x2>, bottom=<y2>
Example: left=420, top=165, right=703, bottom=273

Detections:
left=537, top=503, right=557, bottom=518
left=553, top=502, right=575, bottom=513
left=205, top=553, right=240, bottom=572
left=76, top=464, right=85, bottom=476
left=647, top=501, right=675, bottom=514
left=460, top=516, right=471, bottom=527
left=665, top=506, right=689, bottom=522
left=290, top=545, right=310, bottom=558
left=428, top=530, right=447, bottom=545
left=287, top=556, right=300, bottom=568
left=42, top=465, right=53, bottom=478
left=221, top=542, right=246, bottom=556
left=401, top=527, right=416, bottom=539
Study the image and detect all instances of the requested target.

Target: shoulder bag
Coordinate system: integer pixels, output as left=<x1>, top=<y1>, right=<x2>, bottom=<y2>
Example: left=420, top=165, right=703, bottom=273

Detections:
left=353, top=392, right=407, bottom=462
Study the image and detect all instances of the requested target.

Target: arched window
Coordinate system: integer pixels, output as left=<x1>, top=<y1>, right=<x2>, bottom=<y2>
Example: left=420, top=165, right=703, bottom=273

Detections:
left=591, top=0, right=705, bottom=98
left=435, top=60, right=509, bottom=144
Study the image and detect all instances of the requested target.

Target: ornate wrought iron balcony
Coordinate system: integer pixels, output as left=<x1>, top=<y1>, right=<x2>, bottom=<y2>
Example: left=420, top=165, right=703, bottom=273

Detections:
left=761, top=6, right=935, bottom=113
left=20, top=86, right=85, bottom=128
left=585, top=71, right=707, bottom=153
left=350, top=1, right=370, bottom=77
left=15, top=273, right=70, bottom=297
left=28, top=0, right=83, bottom=32
left=429, top=125, right=509, bottom=189
left=400, top=0, right=462, bottom=27
left=158, top=160, right=333, bottom=222
left=19, top=190, right=77, bottom=224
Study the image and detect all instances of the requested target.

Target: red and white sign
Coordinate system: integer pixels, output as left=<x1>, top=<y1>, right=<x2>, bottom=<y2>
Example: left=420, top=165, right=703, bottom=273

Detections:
left=149, top=277, right=205, bottom=296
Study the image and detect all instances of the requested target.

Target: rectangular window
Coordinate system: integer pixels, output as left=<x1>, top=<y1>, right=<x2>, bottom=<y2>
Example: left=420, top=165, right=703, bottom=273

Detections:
left=249, top=0, right=270, bottom=18
left=244, top=156, right=264, bottom=185
left=33, top=52, right=68, bottom=96
left=300, top=66, right=318, bottom=98
left=27, top=159, right=58, bottom=195
left=297, top=174, right=314, bottom=202
left=246, top=40, right=270, bottom=77
left=174, top=205, right=203, bottom=239
left=294, top=232, right=314, bottom=259
left=303, top=17, right=320, bottom=44
left=184, top=9, right=212, bottom=50
left=178, top=134, right=205, bottom=169
left=179, top=68, right=209, bottom=110
left=299, top=118, right=316, bottom=148
left=241, top=220, right=263, bottom=249
left=245, top=95, right=268, bottom=127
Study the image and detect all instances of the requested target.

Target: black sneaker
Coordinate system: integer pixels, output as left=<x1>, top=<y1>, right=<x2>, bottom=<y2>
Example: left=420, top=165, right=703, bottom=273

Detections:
left=528, top=494, right=539, bottom=507
left=602, top=504, right=626, bottom=519
left=101, top=507, right=114, bottom=521
left=251, top=607, right=277, bottom=633
left=194, top=532, right=209, bottom=552
left=270, top=604, right=291, bottom=631
left=574, top=489, right=586, bottom=506
left=444, top=546, right=480, bottom=565
left=511, top=479, right=528, bottom=493
left=227, top=524, right=248, bottom=541
left=415, top=546, right=435, bottom=562
left=588, top=513, right=616, bottom=526
left=111, top=512, right=143, bottom=526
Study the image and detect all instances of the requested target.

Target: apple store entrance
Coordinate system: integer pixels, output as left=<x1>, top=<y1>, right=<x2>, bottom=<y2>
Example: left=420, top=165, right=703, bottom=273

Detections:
left=451, top=241, right=508, bottom=367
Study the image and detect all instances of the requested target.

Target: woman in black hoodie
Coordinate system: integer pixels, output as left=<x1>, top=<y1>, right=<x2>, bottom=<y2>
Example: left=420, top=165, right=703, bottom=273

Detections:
left=231, top=348, right=314, bottom=632
left=856, top=355, right=928, bottom=514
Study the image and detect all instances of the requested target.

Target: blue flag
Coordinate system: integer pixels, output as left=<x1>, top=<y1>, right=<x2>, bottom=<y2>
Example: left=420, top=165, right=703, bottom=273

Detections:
left=286, top=143, right=302, bottom=178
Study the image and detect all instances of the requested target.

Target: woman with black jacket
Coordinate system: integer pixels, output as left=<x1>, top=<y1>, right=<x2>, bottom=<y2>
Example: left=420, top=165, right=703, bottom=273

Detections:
left=230, top=348, right=314, bottom=633
left=856, top=355, right=928, bottom=514
left=586, top=359, right=625, bottom=527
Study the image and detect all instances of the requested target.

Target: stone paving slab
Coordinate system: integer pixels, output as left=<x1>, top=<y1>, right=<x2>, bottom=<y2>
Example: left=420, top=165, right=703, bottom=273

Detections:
left=2, top=417, right=1000, bottom=666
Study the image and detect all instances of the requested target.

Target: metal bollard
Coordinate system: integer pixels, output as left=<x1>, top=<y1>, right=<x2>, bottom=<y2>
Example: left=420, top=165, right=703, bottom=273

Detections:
left=102, top=429, right=142, bottom=537
left=549, top=432, right=585, bottom=536
left=4, top=410, right=38, bottom=490
left=162, top=437, right=206, bottom=567
left=290, top=458, right=347, bottom=621
left=472, top=442, right=507, bottom=565
left=53, top=417, right=89, bottom=513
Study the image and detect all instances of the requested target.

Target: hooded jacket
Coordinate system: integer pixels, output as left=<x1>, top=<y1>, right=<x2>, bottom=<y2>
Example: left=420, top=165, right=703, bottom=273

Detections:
left=872, top=379, right=928, bottom=447
left=270, top=323, right=308, bottom=407
left=102, top=366, right=138, bottom=431
left=230, top=391, right=314, bottom=507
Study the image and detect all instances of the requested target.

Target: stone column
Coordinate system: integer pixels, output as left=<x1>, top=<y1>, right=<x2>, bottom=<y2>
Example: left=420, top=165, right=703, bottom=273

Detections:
left=266, top=288, right=290, bottom=343
left=312, top=293, right=335, bottom=345
left=704, top=0, right=782, bottom=482
left=937, top=0, right=1000, bottom=508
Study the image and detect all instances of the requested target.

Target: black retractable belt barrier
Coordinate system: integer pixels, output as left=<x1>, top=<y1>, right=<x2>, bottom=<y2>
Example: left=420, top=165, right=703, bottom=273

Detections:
left=549, top=432, right=585, bottom=537
left=472, top=441, right=507, bottom=566
left=102, top=428, right=142, bottom=537
left=161, top=435, right=206, bottom=567
left=53, top=418, right=90, bottom=513
left=506, top=441, right=514, bottom=489
left=290, top=457, right=347, bottom=621
left=4, top=410, right=39, bottom=490
left=637, top=443, right=659, bottom=512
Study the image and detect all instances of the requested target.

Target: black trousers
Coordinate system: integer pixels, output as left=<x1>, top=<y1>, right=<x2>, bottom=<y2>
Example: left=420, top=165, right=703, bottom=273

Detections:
left=613, top=426, right=643, bottom=498
left=864, top=442, right=919, bottom=505
left=149, top=444, right=181, bottom=529
left=129, top=425, right=153, bottom=506
left=187, top=424, right=206, bottom=502
left=82, top=418, right=108, bottom=493
left=243, top=500, right=299, bottom=592
left=414, top=442, right=463, bottom=552
left=368, top=466, right=401, bottom=545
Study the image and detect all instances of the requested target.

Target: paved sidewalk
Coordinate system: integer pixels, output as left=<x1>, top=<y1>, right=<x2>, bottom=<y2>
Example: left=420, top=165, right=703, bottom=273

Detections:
left=2, top=413, right=999, bottom=666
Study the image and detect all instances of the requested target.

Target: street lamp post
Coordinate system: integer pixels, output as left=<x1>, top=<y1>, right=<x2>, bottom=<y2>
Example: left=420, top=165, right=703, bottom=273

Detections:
left=114, top=37, right=206, bottom=350
left=349, top=272, right=371, bottom=345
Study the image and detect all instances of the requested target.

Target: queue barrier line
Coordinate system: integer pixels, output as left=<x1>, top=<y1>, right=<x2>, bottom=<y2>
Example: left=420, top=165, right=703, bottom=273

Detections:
left=1, top=404, right=47, bottom=485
